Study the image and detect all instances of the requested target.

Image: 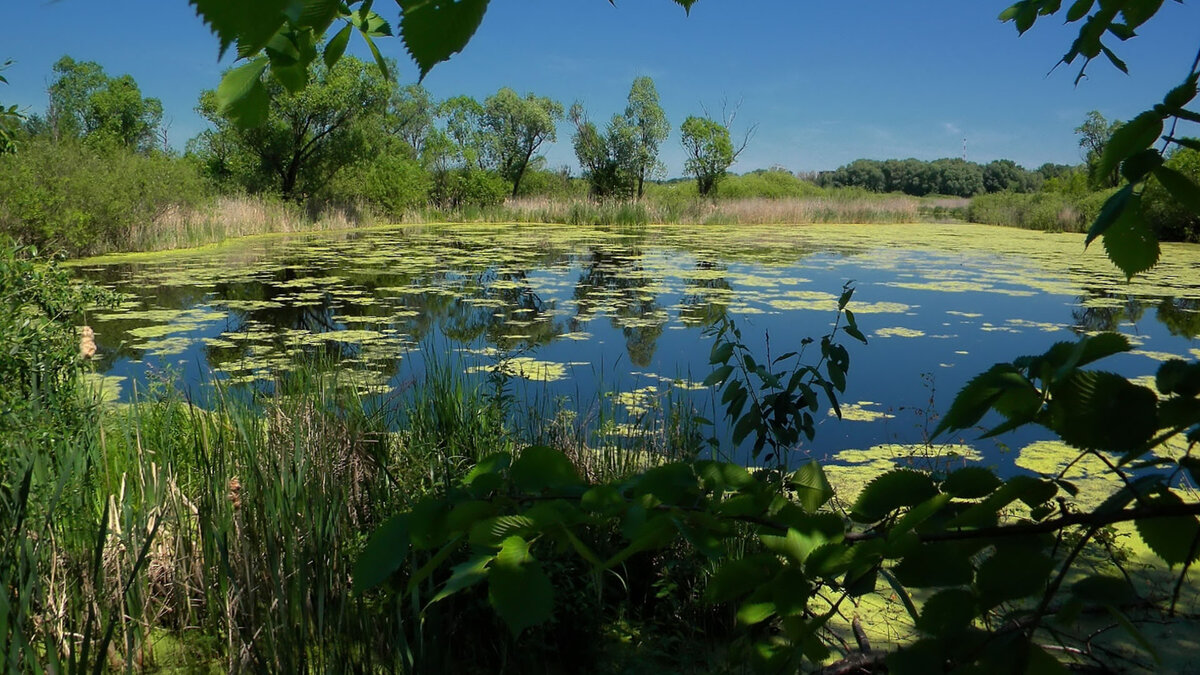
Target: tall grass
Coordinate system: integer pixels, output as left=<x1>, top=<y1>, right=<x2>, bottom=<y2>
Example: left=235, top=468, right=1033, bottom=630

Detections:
left=2, top=348, right=711, bottom=672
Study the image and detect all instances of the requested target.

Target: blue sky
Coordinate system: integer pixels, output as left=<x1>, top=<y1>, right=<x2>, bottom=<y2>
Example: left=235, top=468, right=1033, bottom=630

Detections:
left=2, top=1, right=1198, bottom=176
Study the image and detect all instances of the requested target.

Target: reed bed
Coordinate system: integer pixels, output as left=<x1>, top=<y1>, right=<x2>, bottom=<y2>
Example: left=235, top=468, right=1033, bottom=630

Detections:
left=1, top=353, right=709, bottom=673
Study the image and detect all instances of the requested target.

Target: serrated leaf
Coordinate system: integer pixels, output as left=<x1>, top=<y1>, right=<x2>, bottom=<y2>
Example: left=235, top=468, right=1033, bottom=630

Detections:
left=917, top=588, right=977, bottom=635
left=976, top=546, right=1054, bottom=607
left=942, top=466, right=1001, bottom=499
left=1070, top=575, right=1136, bottom=606
left=353, top=514, right=410, bottom=592
left=1122, top=0, right=1164, bottom=28
left=1096, top=111, right=1163, bottom=184
left=429, top=554, right=492, bottom=604
left=891, top=543, right=973, bottom=587
left=398, top=0, right=491, bottom=80
left=1048, top=370, right=1157, bottom=451
left=1102, top=194, right=1160, bottom=279
left=851, top=469, right=938, bottom=523
left=789, top=460, right=834, bottom=514
left=1066, top=0, right=1094, bottom=22
left=705, top=553, right=780, bottom=603
left=468, top=515, right=534, bottom=547
left=1135, top=492, right=1200, bottom=566
left=1121, top=148, right=1163, bottom=182
left=1163, top=72, right=1199, bottom=109
left=1154, top=165, right=1200, bottom=213
left=190, top=0, right=292, bottom=57
left=510, top=445, right=581, bottom=493
left=324, top=23, right=353, bottom=69
left=216, top=56, right=268, bottom=110
left=933, top=363, right=1035, bottom=438
left=1085, top=183, right=1133, bottom=246
left=488, top=536, right=553, bottom=635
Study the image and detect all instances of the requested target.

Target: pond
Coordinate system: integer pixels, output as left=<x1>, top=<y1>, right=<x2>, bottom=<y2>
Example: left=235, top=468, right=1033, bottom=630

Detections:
left=73, top=222, right=1200, bottom=470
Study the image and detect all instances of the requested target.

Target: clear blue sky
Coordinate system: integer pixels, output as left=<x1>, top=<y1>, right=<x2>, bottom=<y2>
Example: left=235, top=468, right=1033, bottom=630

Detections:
left=2, top=1, right=1198, bottom=176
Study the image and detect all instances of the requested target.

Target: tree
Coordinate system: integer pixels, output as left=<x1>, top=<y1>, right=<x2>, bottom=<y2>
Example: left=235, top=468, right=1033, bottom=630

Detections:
left=982, top=158, right=1037, bottom=193
left=438, top=95, right=486, bottom=170
left=386, top=83, right=436, bottom=159
left=680, top=109, right=754, bottom=198
left=193, top=56, right=392, bottom=201
left=1074, top=110, right=1122, bottom=187
left=479, top=88, right=563, bottom=198
left=624, top=76, right=669, bottom=199
left=0, top=60, right=21, bottom=154
left=44, top=56, right=163, bottom=153
left=569, top=102, right=638, bottom=199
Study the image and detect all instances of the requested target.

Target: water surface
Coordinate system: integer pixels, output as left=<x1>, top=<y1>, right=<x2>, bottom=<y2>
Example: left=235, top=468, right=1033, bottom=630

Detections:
left=74, top=222, right=1200, bottom=468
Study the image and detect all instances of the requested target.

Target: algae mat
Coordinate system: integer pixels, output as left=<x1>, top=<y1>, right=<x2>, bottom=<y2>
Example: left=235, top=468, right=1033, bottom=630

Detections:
left=74, top=221, right=1200, bottom=460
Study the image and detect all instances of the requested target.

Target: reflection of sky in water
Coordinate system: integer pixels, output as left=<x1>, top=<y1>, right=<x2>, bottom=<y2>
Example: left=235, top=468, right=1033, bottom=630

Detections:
left=74, top=223, right=1200, bottom=468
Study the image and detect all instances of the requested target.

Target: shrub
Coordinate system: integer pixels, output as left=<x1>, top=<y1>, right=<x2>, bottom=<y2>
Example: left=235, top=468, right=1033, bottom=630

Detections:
left=0, top=139, right=208, bottom=256
left=324, top=155, right=432, bottom=219
left=1142, top=147, right=1200, bottom=242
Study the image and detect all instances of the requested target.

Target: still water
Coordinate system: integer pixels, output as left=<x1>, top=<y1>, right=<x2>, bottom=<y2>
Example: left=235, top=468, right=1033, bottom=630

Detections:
left=73, top=222, right=1200, bottom=469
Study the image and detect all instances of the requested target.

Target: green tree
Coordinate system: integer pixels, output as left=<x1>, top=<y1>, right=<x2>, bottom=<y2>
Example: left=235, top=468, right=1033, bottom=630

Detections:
left=569, top=102, right=638, bottom=199
left=680, top=112, right=750, bottom=197
left=194, top=56, right=392, bottom=201
left=479, top=88, right=563, bottom=198
left=624, top=76, right=669, bottom=199
left=1075, top=110, right=1122, bottom=187
left=45, top=56, right=163, bottom=153
left=438, top=95, right=486, bottom=170
left=0, top=59, right=21, bottom=155
left=387, top=83, right=436, bottom=159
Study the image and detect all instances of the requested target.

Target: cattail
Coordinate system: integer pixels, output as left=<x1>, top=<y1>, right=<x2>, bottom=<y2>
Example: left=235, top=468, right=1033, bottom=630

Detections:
left=228, top=476, right=242, bottom=510
left=79, top=325, right=97, bottom=359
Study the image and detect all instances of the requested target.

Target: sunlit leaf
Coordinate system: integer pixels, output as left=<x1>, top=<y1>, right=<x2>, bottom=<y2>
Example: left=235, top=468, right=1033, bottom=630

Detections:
left=1101, top=194, right=1160, bottom=279
left=398, top=0, right=491, bottom=80
left=851, top=469, right=938, bottom=523
left=488, top=535, right=553, bottom=635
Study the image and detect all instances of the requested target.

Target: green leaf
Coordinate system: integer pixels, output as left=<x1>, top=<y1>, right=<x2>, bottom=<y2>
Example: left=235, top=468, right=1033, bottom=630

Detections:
left=216, top=56, right=269, bottom=125
left=1167, top=136, right=1200, bottom=152
left=360, top=31, right=391, bottom=80
left=705, top=553, right=781, bottom=603
left=488, top=536, right=553, bottom=636
left=1121, top=148, right=1163, bottom=182
left=1102, top=194, right=1160, bottom=279
left=1070, top=575, right=1137, bottom=606
left=1121, top=0, right=1163, bottom=28
left=789, top=460, right=834, bottom=513
left=932, top=364, right=1036, bottom=438
left=1154, top=165, right=1200, bottom=214
left=976, top=546, right=1054, bottom=608
left=917, top=588, right=977, bottom=635
left=710, top=340, right=734, bottom=365
left=851, top=469, right=938, bottom=523
left=1066, top=0, right=1094, bottom=22
left=324, top=23, right=353, bottom=69
left=703, top=364, right=733, bottom=386
left=429, top=554, right=491, bottom=604
left=468, top=515, right=534, bottom=547
left=1163, top=72, right=1200, bottom=110
left=942, top=466, right=1001, bottom=498
left=510, top=445, right=581, bottom=493
left=1135, top=491, right=1200, bottom=567
left=190, top=0, right=292, bottom=57
left=353, top=514, right=410, bottom=592
left=398, top=0, right=491, bottom=80
left=891, top=543, right=974, bottom=588
left=1085, top=184, right=1133, bottom=246
left=1096, top=111, right=1163, bottom=184
left=296, top=0, right=342, bottom=31
left=1048, top=370, right=1157, bottom=452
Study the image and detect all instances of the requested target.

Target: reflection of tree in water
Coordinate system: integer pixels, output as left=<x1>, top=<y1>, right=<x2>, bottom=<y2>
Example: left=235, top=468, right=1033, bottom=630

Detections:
left=1071, top=287, right=1147, bottom=334
left=1156, top=297, right=1200, bottom=339
left=441, top=267, right=565, bottom=347
left=572, top=247, right=665, bottom=367
left=1072, top=288, right=1200, bottom=340
left=678, top=260, right=732, bottom=328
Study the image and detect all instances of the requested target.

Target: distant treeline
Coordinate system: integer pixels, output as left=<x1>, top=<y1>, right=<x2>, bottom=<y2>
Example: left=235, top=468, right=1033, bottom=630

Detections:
left=1, top=55, right=1198, bottom=257
left=813, top=157, right=1072, bottom=198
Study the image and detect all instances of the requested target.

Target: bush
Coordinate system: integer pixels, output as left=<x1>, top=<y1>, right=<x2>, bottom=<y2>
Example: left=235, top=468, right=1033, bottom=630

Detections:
left=0, top=139, right=208, bottom=256
left=1142, top=147, right=1200, bottom=242
left=324, top=155, right=432, bottom=219
left=966, top=189, right=1113, bottom=233
left=431, top=167, right=509, bottom=209
left=717, top=170, right=825, bottom=199
left=0, top=237, right=109, bottom=451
